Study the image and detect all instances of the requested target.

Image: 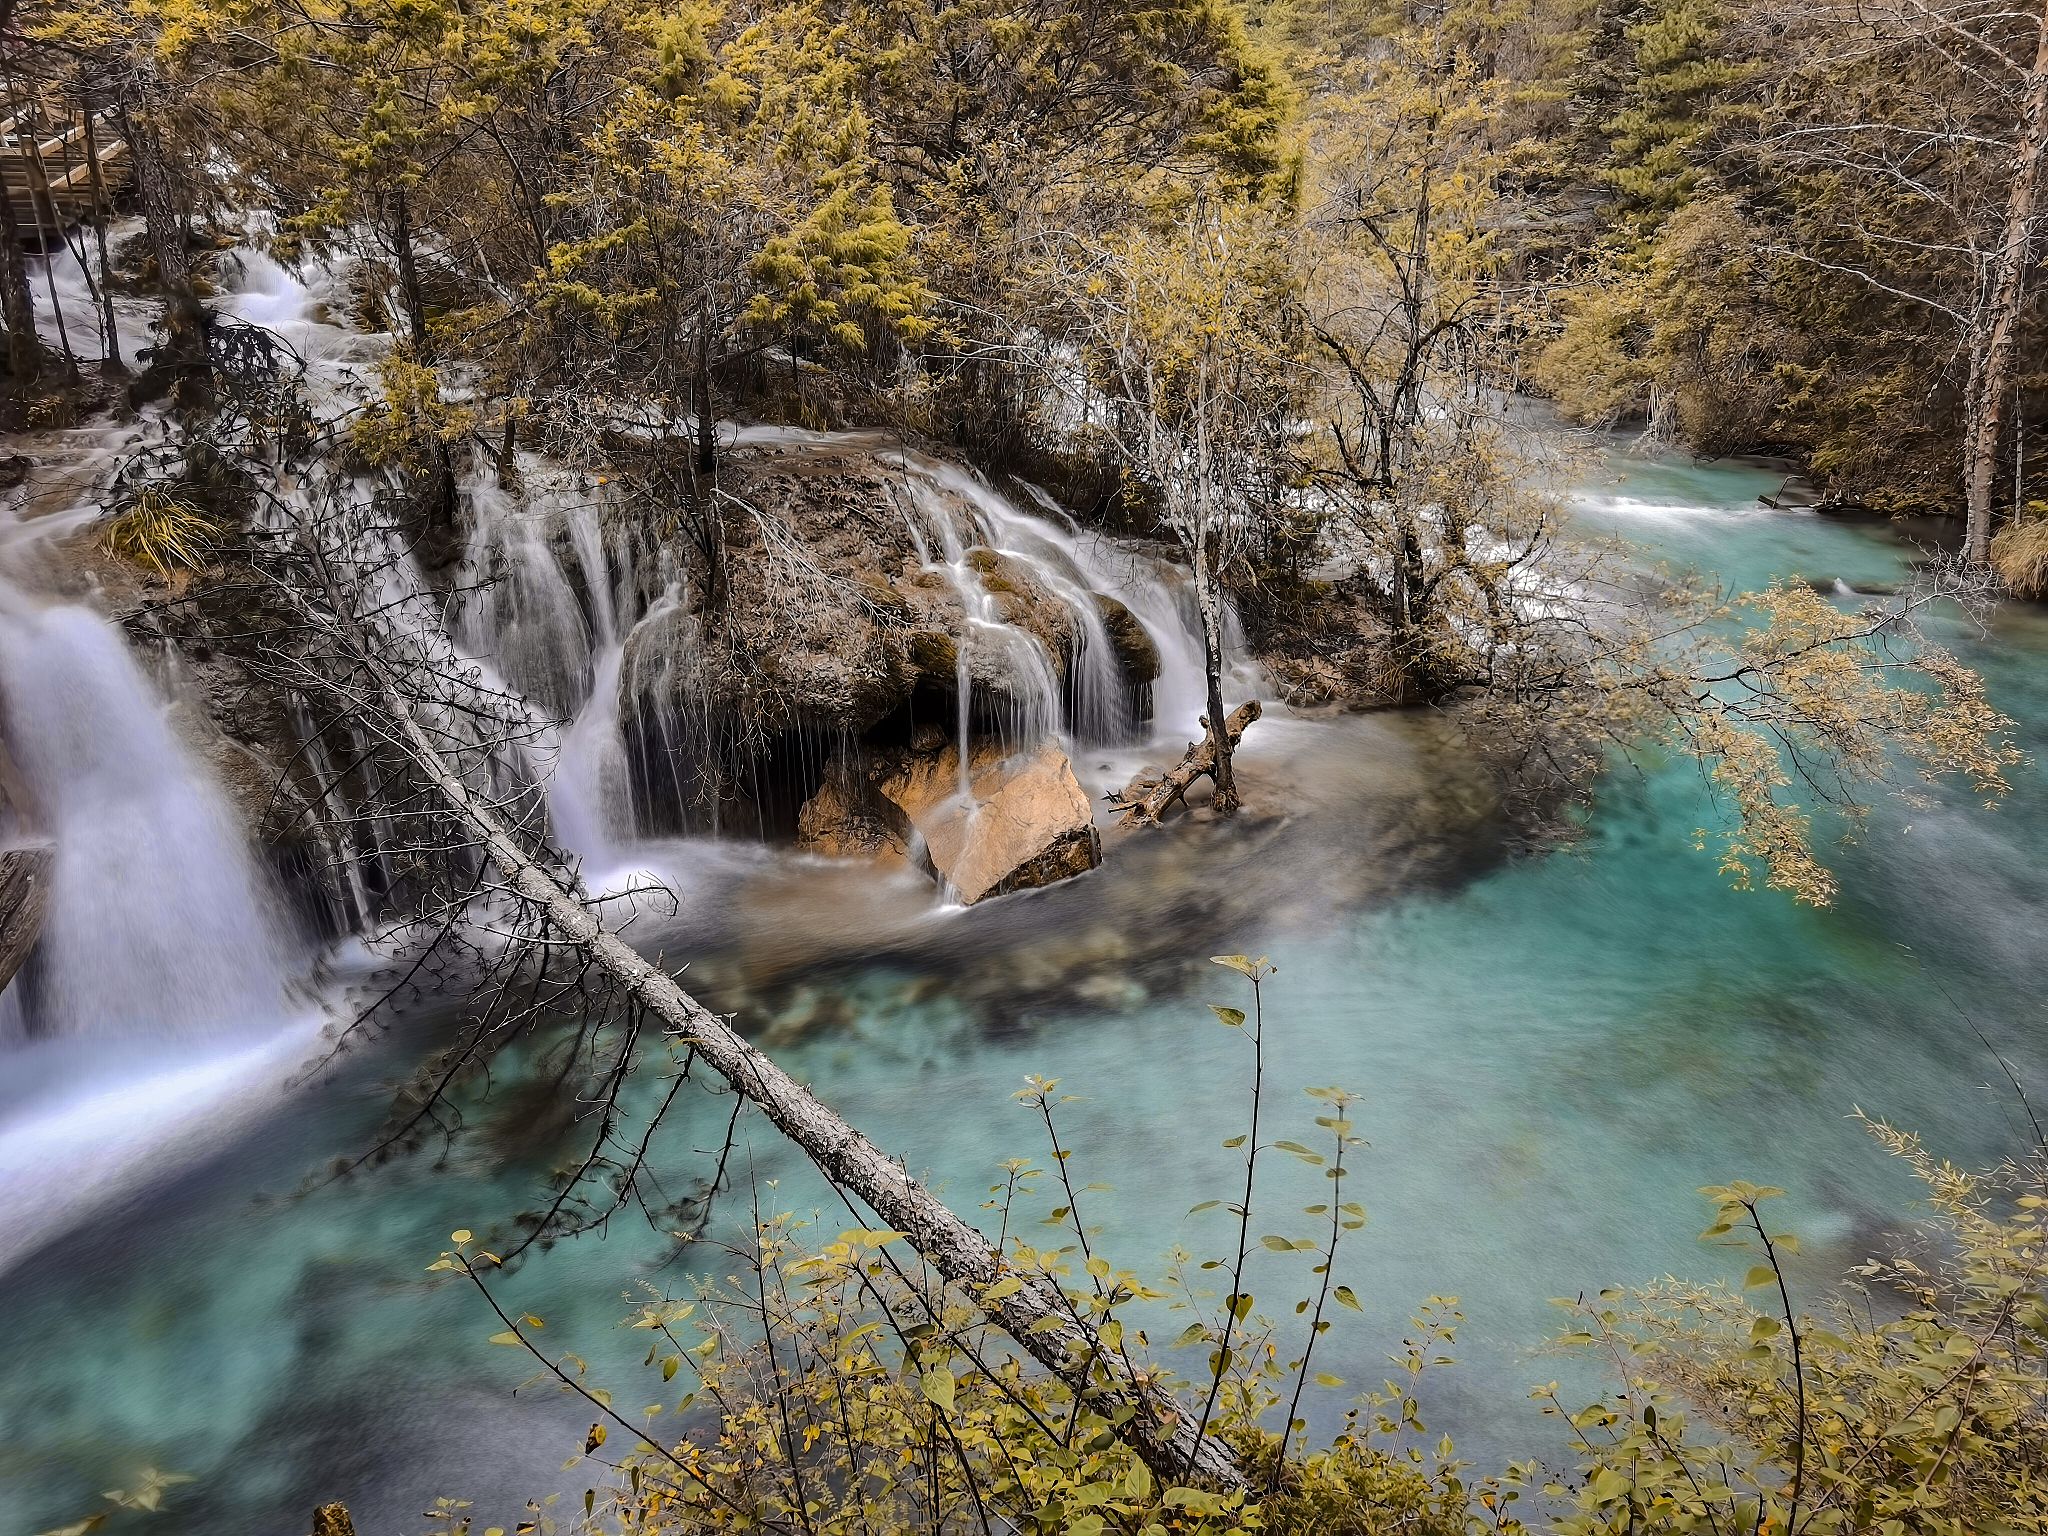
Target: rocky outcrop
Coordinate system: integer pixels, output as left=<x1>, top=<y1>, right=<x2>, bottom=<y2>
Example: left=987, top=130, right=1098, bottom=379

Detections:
left=1096, top=594, right=1161, bottom=683
left=620, top=449, right=1108, bottom=743
left=797, top=736, right=1102, bottom=904
left=795, top=755, right=918, bottom=867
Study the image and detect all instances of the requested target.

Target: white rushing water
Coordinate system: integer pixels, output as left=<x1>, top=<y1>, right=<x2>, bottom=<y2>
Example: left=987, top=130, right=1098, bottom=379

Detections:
left=0, top=235, right=1253, bottom=1286
left=0, top=569, right=322, bottom=1275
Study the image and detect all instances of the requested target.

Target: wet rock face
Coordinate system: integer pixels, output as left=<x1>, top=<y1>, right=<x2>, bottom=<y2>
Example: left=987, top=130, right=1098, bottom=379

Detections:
left=1094, top=594, right=1160, bottom=683
left=615, top=442, right=1164, bottom=836
left=797, top=738, right=1102, bottom=904
left=621, top=447, right=1151, bottom=742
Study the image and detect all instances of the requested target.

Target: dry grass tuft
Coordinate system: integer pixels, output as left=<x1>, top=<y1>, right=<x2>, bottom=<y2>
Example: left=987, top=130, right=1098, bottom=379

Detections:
left=100, top=487, right=223, bottom=576
left=1991, top=517, right=2048, bottom=600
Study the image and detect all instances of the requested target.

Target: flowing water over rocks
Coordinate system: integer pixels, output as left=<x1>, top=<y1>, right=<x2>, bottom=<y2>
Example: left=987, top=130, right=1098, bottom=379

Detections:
left=3, top=243, right=2047, bottom=1535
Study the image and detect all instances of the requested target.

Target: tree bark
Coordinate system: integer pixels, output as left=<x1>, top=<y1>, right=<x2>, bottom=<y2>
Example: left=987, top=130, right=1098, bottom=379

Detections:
left=1109, top=700, right=1261, bottom=825
left=388, top=186, right=429, bottom=349
left=118, top=99, right=208, bottom=383
left=0, top=842, right=50, bottom=998
left=1965, top=17, right=2048, bottom=565
left=299, top=566, right=1248, bottom=1492
left=81, top=114, right=122, bottom=372
left=0, top=142, right=42, bottom=386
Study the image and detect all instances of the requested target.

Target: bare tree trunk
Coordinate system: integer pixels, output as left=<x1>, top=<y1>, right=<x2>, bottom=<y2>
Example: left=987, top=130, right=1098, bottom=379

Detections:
left=0, top=843, right=48, bottom=996
left=1193, top=541, right=1239, bottom=816
left=1109, top=700, right=1260, bottom=824
left=386, top=188, right=459, bottom=527
left=388, top=186, right=429, bottom=349
left=0, top=0, right=37, bottom=389
left=0, top=178, right=42, bottom=387
left=1965, top=17, right=2048, bottom=565
left=296, top=555, right=1247, bottom=1493
left=695, top=292, right=725, bottom=604
left=496, top=408, right=517, bottom=490
left=118, top=99, right=207, bottom=384
left=81, top=113, right=122, bottom=372
left=0, top=82, right=44, bottom=388
left=15, top=91, right=77, bottom=377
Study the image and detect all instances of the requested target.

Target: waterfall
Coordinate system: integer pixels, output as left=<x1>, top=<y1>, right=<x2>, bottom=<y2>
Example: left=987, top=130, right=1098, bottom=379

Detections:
left=0, top=598, right=288, bottom=1041
left=508, top=431, right=1249, bottom=852
left=0, top=578, right=319, bottom=1276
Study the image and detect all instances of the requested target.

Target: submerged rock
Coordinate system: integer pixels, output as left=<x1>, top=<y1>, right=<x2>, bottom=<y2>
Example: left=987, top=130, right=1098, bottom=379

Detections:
left=798, top=737, right=1102, bottom=904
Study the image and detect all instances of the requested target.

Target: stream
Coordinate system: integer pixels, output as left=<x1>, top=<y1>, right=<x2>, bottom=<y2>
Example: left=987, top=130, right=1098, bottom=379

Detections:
left=1, top=247, right=2046, bottom=1536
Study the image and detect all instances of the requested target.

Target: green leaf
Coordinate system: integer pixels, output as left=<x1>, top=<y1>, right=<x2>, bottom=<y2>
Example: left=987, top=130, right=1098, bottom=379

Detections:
left=662, top=1357, right=679, bottom=1381
left=983, top=1276, right=1024, bottom=1301
left=1211, top=1006, right=1246, bottom=1027
left=1210, top=954, right=1261, bottom=976
left=488, top=1331, right=524, bottom=1346
left=1743, top=1266, right=1779, bottom=1291
left=1188, top=1201, right=1221, bottom=1214
left=1222, top=1136, right=1247, bottom=1149
left=1314, top=1372, right=1344, bottom=1387
left=921, top=1366, right=956, bottom=1413
left=1260, top=1235, right=1294, bottom=1252
left=1334, top=1285, right=1362, bottom=1311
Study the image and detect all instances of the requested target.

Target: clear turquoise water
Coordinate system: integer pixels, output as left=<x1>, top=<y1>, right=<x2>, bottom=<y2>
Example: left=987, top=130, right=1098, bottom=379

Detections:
left=4, top=450, right=2045, bottom=1535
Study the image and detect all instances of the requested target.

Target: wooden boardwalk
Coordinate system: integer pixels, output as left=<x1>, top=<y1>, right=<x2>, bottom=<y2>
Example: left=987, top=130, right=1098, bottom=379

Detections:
left=2, top=95, right=128, bottom=246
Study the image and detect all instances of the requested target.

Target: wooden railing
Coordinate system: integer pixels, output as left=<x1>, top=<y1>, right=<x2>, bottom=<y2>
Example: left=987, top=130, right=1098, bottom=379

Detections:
left=1, top=91, right=129, bottom=245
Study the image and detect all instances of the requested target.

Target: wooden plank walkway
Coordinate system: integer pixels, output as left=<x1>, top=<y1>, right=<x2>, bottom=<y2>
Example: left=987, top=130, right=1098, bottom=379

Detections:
left=2, top=94, right=129, bottom=245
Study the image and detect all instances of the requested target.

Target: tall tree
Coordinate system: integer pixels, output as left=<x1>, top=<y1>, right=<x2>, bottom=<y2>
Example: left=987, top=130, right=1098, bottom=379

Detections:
left=1747, top=0, right=2048, bottom=564
left=1051, top=205, right=1299, bottom=814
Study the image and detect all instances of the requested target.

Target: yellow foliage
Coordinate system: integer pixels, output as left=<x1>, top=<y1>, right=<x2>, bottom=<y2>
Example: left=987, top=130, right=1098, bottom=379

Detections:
left=351, top=354, right=478, bottom=469
left=99, top=487, right=224, bottom=576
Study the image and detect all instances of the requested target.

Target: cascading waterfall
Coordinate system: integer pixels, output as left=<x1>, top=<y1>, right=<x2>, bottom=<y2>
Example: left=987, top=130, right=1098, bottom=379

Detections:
left=0, top=567, right=319, bottom=1275
left=0, top=600, right=288, bottom=1041
left=0, top=235, right=1250, bottom=1283
left=460, top=425, right=1240, bottom=859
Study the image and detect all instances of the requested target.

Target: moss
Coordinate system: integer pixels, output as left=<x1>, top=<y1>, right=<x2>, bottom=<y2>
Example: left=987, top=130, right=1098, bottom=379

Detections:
left=853, top=570, right=912, bottom=618
left=908, top=630, right=959, bottom=678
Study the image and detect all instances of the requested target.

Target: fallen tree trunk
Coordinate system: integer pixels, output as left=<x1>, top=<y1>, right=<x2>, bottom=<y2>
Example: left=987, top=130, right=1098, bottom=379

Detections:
left=1108, top=700, right=1262, bottom=826
left=303, top=571, right=1247, bottom=1490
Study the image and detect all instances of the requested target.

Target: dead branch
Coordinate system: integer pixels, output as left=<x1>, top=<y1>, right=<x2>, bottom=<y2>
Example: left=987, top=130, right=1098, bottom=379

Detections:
left=1108, top=700, right=1263, bottom=826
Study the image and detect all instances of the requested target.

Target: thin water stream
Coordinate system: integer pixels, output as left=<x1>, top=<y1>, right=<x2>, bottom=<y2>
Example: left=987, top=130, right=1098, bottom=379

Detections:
left=2, top=245, right=2045, bottom=1533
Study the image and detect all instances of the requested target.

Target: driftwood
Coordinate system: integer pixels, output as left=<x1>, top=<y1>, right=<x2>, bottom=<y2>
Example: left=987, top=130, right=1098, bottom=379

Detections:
left=1108, top=700, right=1262, bottom=826
left=319, top=596, right=1248, bottom=1491
left=0, top=842, right=50, bottom=995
